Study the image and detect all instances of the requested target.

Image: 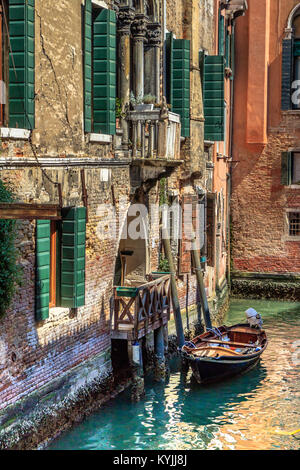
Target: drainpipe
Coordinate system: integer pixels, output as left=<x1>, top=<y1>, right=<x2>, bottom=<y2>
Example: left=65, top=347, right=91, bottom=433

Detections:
left=227, top=21, right=235, bottom=290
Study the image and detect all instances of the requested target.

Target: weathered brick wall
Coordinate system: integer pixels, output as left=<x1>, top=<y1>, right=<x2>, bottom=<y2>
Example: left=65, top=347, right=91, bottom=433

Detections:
left=232, top=114, right=300, bottom=274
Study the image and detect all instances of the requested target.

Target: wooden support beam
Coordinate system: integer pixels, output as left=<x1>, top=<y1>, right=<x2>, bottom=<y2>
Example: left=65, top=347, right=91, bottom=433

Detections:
left=0, top=203, right=61, bottom=220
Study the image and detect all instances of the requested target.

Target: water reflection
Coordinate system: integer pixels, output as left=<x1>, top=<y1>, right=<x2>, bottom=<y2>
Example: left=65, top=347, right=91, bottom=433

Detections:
left=49, top=299, right=300, bottom=450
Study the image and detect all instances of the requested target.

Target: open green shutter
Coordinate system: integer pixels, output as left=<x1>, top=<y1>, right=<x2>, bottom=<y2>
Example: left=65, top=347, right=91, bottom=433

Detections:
left=84, top=0, right=92, bottom=133
left=203, top=55, right=225, bottom=142
left=35, top=220, right=50, bottom=321
left=172, top=39, right=190, bottom=137
left=61, top=207, right=86, bottom=308
left=281, top=152, right=292, bottom=185
left=9, top=0, right=35, bottom=129
left=281, top=39, right=293, bottom=110
left=93, top=9, right=116, bottom=135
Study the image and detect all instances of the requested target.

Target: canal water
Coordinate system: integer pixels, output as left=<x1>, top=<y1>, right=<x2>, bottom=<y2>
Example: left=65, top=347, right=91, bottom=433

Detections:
left=49, top=299, right=300, bottom=450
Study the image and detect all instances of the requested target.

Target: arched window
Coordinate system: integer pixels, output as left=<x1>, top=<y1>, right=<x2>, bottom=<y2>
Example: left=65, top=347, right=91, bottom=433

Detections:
left=292, top=10, right=300, bottom=108
left=282, top=4, right=300, bottom=110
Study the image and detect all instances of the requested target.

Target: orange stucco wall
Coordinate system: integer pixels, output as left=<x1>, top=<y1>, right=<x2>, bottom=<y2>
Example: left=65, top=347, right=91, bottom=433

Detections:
left=231, top=0, right=300, bottom=275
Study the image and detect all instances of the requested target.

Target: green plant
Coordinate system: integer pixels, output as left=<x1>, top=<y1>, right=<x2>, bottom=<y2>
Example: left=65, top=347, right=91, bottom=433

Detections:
left=159, top=177, right=168, bottom=206
left=143, top=94, right=156, bottom=104
left=0, top=180, right=21, bottom=317
left=116, top=97, right=125, bottom=119
left=158, top=256, right=170, bottom=272
left=130, top=91, right=143, bottom=107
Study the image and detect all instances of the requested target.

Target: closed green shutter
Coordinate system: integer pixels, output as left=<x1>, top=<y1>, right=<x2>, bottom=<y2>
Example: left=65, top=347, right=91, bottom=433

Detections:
left=93, top=9, right=116, bottom=135
left=281, top=152, right=292, bottom=186
left=218, top=12, right=225, bottom=56
left=172, top=39, right=190, bottom=137
left=61, top=207, right=86, bottom=308
left=9, top=0, right=35, bottom=129
left=35, top=220, right=50, bottom=321
left=281, top=39, right=293, bottom=110
left=84, top=0, right=92, bottom=133
left=203, top=55, right=225, bottom=142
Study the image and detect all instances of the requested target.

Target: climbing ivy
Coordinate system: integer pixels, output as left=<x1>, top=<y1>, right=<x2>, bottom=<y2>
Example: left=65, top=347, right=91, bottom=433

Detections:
left=159, top=178, right=168, bottom=206
left=0, top=180, right=20, bottom=317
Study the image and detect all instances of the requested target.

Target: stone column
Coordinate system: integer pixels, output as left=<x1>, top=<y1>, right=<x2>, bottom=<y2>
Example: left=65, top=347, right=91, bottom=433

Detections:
left=146, top=23, right=162, bottom=102
left=132, top=14, right=148, bottom=100
left=117, top=6, right=135, bottom=147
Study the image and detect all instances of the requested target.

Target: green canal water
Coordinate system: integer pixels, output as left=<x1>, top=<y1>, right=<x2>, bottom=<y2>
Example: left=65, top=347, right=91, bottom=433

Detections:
left=49, top=299, right=300, bottom=450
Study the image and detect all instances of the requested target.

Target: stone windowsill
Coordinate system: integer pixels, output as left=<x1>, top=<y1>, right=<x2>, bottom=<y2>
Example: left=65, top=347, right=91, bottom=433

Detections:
left=0, top=127, right=30, bottom=140
left=89, top=133, right=112, bottom=144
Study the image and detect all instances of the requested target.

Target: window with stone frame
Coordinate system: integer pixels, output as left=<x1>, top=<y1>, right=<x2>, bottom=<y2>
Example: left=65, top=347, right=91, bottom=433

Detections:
left=281, top=151, right=300, bottom=185
left=0, top=1, right=9, bottom=126
left=288, top=211, right=300, bottom=237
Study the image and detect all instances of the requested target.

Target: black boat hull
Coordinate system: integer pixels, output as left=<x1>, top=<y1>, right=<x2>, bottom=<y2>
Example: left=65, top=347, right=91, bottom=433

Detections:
left=189, top=354, right=262, bottom=384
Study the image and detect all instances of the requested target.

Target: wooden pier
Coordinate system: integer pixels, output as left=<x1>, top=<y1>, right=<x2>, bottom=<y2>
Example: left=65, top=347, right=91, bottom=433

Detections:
left=111, top=275, right=171, bottom=341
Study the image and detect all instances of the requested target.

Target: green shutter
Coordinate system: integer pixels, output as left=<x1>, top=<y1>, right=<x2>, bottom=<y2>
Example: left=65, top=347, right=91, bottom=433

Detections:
left=203, top=55, right=225, bottom=142
left=281, top=152, right=292, bottom=186
left=61, top=207, right=86, bottom=308
left=93, top=9, right=116, bottom=135
left=172, top=39, right=190, bottom=137
left=35, top=220, right=50, bottom=321
left=218, top=12, right=225, bottom=56
left=9, top=0, right=35, bottom=129
left=84, top=0, right=92, bottom=133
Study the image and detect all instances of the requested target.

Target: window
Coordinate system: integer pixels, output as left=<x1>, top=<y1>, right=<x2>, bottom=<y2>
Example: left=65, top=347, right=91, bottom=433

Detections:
left=288, top=211, right=300, bottom=236
left=84, top=1, right=116, bottom=135
left=281, top=151, right=300, bottom=185
left=206, top=194, right=216, bottom=267
left=282, top=7, right=300, bottom=110
left=49, top=221, right=60, bottom=308
left=35, top=208, right=87, bottom=322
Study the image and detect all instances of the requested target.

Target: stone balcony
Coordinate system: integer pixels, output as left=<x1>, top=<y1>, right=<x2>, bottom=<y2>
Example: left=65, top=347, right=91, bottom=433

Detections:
left=127, top=108, right=183, bottom=188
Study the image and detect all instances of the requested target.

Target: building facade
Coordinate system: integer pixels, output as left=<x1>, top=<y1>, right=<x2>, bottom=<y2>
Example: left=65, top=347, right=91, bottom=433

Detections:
left=0, top=0, right=247, bottom=448
left=231, top=0, right=300, bottom=299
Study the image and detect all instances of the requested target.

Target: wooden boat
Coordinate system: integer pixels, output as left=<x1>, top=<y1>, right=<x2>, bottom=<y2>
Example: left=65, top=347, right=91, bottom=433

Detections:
left=181, top=324, right=268, bottom=384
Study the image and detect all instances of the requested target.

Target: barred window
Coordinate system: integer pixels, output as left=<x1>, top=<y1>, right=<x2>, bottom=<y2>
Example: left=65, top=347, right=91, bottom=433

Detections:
left=288, top=212, right=300, bottom=236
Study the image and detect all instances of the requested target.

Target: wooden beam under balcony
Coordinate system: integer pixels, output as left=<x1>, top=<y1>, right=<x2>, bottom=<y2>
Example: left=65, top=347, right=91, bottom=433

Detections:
left=0, top=203, right=61, bottom=220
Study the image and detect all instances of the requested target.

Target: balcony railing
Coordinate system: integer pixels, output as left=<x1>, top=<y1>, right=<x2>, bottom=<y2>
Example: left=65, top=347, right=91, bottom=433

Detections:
left=128, top=109, right=181, bottom=160
left=112, top=275, right=171, bottom=340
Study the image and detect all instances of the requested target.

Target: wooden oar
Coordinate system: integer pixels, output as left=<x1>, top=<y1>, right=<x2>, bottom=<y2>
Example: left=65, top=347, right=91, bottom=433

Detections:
left=198, top=339, right=258, bottom=349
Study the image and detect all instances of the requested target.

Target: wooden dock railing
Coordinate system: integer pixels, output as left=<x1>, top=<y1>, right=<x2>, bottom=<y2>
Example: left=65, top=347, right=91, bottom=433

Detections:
left=112, top=275, right=171, bottom=340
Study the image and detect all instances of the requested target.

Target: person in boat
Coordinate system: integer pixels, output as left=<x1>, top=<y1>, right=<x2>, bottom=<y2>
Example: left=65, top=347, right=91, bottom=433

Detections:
left=245, top=308, right=263, bottom=329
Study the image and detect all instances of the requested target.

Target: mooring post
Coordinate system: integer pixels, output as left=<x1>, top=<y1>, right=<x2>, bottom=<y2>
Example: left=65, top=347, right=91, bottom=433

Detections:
left=128, top=340, right=145, bottom=402
left=191, top=235, right=212, bottom=330
left=154, top=325, right=166, bottom=381
left=162, top=227, right=185, bottom=348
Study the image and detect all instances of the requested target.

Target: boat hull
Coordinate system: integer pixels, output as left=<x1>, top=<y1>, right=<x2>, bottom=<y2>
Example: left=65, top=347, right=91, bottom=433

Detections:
left=190, top=355, right=261, bottom=384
